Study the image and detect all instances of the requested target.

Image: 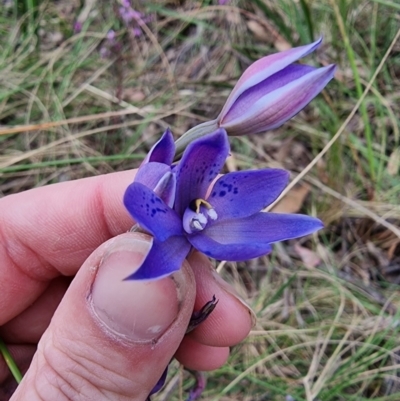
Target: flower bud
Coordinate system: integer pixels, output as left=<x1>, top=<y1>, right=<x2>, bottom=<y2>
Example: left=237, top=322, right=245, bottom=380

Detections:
left=175, top=39, right=335, bottom=153
left=218, top=38, right=336, bottom=136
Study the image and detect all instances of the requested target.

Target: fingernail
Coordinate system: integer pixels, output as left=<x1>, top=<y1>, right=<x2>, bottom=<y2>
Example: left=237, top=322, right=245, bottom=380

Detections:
left=90, top=234, right=185, bottom=342
left=211, top=270, right=257, bottom=328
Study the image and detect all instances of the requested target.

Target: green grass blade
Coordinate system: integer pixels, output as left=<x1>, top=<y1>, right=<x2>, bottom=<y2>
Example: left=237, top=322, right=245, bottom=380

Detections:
left=0, top=337, right=22, bottom=384
left=299, top=0, right=315, bottom=41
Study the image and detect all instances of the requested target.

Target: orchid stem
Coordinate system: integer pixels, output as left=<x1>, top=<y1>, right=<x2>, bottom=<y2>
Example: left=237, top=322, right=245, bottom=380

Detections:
left=174, top=119, right=219, bottom=157
left=0, top=336, right=23, bottom=384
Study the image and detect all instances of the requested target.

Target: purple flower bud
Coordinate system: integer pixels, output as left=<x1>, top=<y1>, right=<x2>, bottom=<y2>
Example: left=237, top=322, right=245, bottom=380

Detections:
left=218, top=38, right=336, bottom=136
left=174, top=39, right=335, bottom=153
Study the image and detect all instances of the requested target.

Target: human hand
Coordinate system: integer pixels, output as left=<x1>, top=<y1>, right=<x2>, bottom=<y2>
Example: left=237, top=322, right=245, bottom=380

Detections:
left=0, top=170, right=254, bottom=401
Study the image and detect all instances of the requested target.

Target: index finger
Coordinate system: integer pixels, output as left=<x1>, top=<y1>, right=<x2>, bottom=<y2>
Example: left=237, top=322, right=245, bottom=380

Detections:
left=0, top=170, right=136, bottom=324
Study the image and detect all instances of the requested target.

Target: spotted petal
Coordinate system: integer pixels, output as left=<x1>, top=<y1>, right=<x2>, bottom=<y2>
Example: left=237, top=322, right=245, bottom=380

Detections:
left=174, top=129, right=230, bottom=215
left=124, top=182, right=182, bottom=241
left=125, top=236, right=190, bottom=280
left=188, top=212, right=323, bottom=260
left=209, top=169, right=289, bottom=219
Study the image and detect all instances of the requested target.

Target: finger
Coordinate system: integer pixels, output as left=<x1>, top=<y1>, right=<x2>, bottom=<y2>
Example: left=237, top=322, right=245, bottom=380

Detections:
left=0, top=277, right=70, bottom=344
left=10, top=233, right=196, bottom=401
left=187, top=251, right=255, bottom=347
left=0, top=170, right=136, bottom=325
left=175, top=336, right=230, bottom=371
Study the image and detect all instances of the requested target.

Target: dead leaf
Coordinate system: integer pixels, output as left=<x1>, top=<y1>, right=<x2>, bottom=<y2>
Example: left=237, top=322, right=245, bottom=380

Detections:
left=387, top=147, right=400, bottom=176
left=247, top=20, right=269, bottom=41
left=274, top=39, right=292, bottom=52
left=225, top=154, right=237, bottom=172
left=294, top=243, right=321, bottom=268
left=122, top=88, right=146, bottom=102
left=271, top=184, right=311, bottom=214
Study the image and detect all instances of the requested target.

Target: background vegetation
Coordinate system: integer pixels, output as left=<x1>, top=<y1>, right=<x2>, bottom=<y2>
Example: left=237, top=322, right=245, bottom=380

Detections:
left=1, top=0, right=400, bottom=399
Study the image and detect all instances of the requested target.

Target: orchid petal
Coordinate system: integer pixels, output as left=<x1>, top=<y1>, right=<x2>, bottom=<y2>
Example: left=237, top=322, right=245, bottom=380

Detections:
left=125, top=236, right=190, bottom=280
left=188, top=234, right=272, bottom=260
left=174, top=129, right=230, bottom=215
left=124, top=182, right=182, bottom=241
left=222, top=64, right=336, bottom=135
left=219, top=38, right=322, bottom=118
left=209, top=169, right=289, bottom=219
left=189, top=213, right=323, bottom=260
left=153, top=171, right=176, bottom=208
left=135, top=162, right=170, bottom=190
left=142, top=128, right=175, bottom=165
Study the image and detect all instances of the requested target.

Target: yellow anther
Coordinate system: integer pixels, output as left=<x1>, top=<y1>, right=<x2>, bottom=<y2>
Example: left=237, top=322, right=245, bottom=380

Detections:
left=194, top=199, right=213, bottom=213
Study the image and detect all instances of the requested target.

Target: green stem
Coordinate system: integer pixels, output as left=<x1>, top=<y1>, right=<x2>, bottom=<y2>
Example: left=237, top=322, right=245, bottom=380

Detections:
left=174, top=119, right=219, bottom=157
left=0, top=337, right=23, bottom=384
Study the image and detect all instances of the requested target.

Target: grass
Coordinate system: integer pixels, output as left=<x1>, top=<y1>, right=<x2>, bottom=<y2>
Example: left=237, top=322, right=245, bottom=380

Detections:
left=1, top=0, right=400, bottom=399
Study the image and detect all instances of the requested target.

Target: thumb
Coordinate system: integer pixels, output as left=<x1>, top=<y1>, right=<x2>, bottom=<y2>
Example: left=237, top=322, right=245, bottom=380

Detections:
left=11, top=233, right=196, bottom=401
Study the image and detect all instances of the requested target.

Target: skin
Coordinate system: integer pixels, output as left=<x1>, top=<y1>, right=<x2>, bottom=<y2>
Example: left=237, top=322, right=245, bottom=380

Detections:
left=0, top=169, right=253, bottom=400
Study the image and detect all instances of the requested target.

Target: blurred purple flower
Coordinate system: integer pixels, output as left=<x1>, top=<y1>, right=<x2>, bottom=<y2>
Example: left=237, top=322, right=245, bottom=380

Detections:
left=73, top=21, right=82, bottom=34
left=118, top=0, right=151, bottom=37
left=123, top=129, right=323, bottom=280
left=100, top=29, right=121, bottom=59
left=217, top=38, right=336, bottom=136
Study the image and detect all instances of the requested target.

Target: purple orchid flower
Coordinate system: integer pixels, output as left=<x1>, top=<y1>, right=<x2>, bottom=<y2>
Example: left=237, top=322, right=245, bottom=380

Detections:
left=175, top=39, right=336, bottom=153
left=123, top=128, right=323, bottom=281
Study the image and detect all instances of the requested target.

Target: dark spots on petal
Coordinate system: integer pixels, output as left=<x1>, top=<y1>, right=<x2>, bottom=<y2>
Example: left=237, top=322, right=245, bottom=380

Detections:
left=150, top=206, right=167, bottom=217
left=219, top=191, right=226, bottom=197
left=233, top=187, right=238, bottom=194
left=211, top=191, right=216, bottom=197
